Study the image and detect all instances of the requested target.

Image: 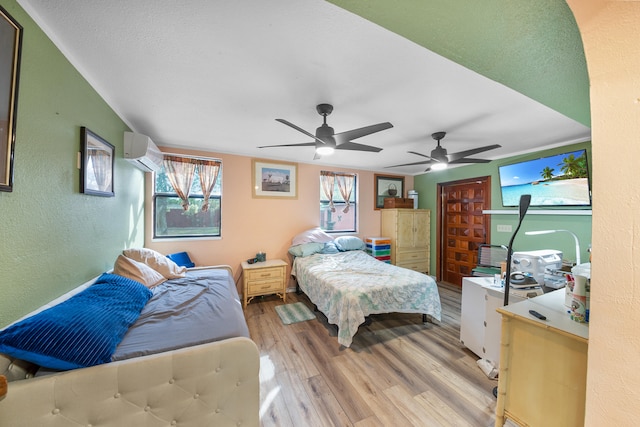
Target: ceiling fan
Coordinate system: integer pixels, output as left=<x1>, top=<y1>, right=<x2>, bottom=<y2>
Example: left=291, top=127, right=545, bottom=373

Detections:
left=388, top=131, right=501, bottom=171
left=258, top=104, right=393, bottom=160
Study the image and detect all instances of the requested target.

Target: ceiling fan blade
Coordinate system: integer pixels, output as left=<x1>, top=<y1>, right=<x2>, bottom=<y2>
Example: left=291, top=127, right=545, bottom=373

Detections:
left=386, top=159, right=432, bottom=168
left=447, top=144, right=501, bottom=162
left=335, top=122, right=393, bottom=143
left=449, top=157, right=492, bottom=164
left=335, top=141, right=382, bottom=152
left=276, top=119, right=327, bottom=145
left=408, top=151, right=434, bottom=160
left=258, top=142, right=316, bottom=148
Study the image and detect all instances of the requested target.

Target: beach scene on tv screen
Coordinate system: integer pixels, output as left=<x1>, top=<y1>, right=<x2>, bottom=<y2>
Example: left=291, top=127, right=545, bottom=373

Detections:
left=499, top=149, right=591, bottom=207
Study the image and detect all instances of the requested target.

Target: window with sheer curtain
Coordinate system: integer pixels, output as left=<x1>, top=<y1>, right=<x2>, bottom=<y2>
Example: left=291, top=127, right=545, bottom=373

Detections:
left=319, top=171, right=357, bottom=233
left=153, top=154, right=222, bottom=238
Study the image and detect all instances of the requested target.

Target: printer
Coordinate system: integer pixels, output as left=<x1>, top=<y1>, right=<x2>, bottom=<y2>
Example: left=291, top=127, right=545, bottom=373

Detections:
left=511, top=249, right=563, bottom=288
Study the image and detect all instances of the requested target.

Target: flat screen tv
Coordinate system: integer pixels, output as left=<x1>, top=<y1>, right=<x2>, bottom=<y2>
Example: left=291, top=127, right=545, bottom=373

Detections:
left=498, top=149, right=592, bottom=207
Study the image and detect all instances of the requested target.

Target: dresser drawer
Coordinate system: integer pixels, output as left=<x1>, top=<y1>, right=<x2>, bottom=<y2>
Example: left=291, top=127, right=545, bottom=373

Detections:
left=248, top=279, right=284, bottom=294
left=397, top=260, right=429, bottom=273
left=397, top=250, right=428, bottom=264
left=246, top=266, right=284, bottom=281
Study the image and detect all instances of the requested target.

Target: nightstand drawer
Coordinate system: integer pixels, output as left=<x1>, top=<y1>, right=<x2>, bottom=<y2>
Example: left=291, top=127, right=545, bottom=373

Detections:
left=248, top=279, right=284, bottom=294
left=246, top=267, right=284, bottom=281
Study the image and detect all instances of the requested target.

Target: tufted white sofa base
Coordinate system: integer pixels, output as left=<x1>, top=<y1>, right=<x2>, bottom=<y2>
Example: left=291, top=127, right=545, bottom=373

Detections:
left=0, top=336, right=259, bottom=427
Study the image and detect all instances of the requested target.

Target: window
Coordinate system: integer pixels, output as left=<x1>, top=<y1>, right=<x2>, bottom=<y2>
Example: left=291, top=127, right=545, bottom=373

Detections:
left=153, top=154, right=222, bottom=239
left=320, top=171, right=357, bottom=233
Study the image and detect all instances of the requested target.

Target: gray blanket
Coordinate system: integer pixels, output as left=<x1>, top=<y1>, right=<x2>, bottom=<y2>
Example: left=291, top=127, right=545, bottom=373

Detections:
left=112, top=268, right=249, bottom=361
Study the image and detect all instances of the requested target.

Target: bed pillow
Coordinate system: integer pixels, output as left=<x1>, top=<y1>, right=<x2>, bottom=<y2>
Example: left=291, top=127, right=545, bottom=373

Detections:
left=123, top=247, right=187, bottom=278
left=114, top=255, right=166, bottom=289
left=0, top=274, right=153, bottom=370
left=334, top=236, right=366, bottom=251
left=288, top=242, right=325, bottom=258
left=321, top=241, right=340, bottom=254
left=291, top=228, right=334, bottom=246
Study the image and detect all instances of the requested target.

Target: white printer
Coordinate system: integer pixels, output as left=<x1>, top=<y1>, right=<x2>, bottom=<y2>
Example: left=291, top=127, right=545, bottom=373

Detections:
left=511, top=249, right=563, bottom=287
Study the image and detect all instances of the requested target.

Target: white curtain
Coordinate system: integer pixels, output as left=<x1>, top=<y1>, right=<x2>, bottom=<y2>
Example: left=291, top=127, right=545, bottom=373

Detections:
left=320, top=171, right=336, bottom=212
left=163, top=155, right=197, bottom=210
left=197, top=159, right=221, bottom=212
left=335, top=173, right=355, bottom=213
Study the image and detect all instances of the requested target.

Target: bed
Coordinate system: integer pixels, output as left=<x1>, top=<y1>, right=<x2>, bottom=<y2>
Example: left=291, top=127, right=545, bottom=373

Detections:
left=0, top=249, right=259, bottom=427
left=290, top=231, right=442, bottom=347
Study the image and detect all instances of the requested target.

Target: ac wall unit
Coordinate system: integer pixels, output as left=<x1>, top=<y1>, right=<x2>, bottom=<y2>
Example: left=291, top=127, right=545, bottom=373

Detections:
left=123, top=131, right=163, bottom=172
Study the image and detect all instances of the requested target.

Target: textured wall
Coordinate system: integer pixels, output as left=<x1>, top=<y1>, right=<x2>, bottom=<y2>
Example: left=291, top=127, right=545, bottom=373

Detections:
left=567, top=1, right=640, bottom=425
left=328, top=0, right=590, bottom=127
left=0, top=1, right=144, bottom=327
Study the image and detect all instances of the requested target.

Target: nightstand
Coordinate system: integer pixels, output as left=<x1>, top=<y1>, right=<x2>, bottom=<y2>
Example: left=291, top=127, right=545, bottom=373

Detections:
left=241, top=259, right=287, bottom=308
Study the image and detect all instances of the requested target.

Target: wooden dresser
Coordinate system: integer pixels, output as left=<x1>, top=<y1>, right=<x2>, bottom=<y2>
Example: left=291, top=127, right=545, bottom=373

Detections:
left=380, top=208, right=430, bottom=273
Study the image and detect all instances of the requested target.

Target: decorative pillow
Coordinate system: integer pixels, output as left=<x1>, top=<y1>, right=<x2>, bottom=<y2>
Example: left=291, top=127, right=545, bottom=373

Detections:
left=288, top=242, right=325, bottom=258
left=123, top=247, right=187, bottom=278
left=166, top=251, right=195, bottom=268
left=113, top=255, right=166, bottom=289
left=291, top=228, right=334, bottom=246
left=0, top=274, right=152, bottom=370
left=334, top=236, right=366, bottom=251
left=321, top=241, right=340, bottom=254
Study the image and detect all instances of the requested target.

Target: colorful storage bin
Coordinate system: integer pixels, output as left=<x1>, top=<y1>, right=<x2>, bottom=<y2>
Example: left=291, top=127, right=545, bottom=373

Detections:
left=365, top=237, right=391, bottom=263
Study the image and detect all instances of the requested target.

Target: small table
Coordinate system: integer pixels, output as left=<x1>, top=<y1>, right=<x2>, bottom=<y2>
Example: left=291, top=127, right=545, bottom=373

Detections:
left=241, top=259, right=287, bottom=308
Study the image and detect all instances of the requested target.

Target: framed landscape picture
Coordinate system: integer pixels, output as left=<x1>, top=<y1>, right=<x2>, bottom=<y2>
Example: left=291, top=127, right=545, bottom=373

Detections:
left=252, top=158, right=297, bottom=199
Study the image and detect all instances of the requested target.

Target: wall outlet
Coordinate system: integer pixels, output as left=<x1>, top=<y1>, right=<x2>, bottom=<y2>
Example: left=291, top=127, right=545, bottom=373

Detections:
left=497, top=224, right=512, bottom=232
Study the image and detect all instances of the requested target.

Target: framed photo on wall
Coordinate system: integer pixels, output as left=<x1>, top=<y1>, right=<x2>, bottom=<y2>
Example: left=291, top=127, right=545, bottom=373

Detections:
left=251, top=158, right=297, bottom=199
left=374, top=174, right=404, bottom=209
left=0, top=6, right=23, bottom=192
left=80, top=127, right=115, bottom=197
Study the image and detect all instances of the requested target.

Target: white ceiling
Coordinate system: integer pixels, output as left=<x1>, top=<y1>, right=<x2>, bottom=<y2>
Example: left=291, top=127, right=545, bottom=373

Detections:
left=19, top=0, right=591, bottom=174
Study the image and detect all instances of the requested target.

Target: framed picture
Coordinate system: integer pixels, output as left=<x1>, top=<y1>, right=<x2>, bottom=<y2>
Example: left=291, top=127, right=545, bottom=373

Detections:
left=80, top=127, right=114, bottom=197
left=0, top=6, right=23, bottom=192
left=374, top=174, right=404, bottom=209
left=252, top=158, right=297, bottom=199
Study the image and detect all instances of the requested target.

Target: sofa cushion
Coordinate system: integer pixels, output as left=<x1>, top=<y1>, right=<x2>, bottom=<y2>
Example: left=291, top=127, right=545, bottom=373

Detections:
left=0, top=274, right=152, bottom=370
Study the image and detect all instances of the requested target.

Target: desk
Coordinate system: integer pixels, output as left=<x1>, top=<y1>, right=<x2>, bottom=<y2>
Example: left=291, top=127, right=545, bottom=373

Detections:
left=495, top=290, right=588, bottom=427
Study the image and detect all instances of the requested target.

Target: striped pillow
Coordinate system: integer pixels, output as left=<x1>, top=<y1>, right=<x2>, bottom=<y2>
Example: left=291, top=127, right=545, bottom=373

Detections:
left=0, top=274, right=152, bottom=370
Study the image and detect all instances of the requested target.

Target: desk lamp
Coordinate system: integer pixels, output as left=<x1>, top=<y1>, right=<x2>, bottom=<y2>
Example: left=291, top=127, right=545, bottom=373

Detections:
left=524, top=229, right=581, bottom=265
left=493, top=194, right=530, bottom=399
left=503, top=194, right=532, bottom=307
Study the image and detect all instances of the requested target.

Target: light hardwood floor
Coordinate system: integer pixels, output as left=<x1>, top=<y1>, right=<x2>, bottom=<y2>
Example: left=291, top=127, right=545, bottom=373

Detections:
left=244, top=283, right=498, bottom=427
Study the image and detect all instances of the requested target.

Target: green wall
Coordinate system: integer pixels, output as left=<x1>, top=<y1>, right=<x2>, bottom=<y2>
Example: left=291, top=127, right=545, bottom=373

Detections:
left=328, top=0, right=589, bottom=127
left=415, top=141, right=592, bottom=274
left=0, top=1, right=144, bottom=327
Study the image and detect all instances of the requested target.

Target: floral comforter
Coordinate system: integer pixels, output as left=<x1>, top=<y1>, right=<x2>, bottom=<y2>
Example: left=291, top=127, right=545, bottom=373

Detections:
left=292, top=250, right=442, bottom=347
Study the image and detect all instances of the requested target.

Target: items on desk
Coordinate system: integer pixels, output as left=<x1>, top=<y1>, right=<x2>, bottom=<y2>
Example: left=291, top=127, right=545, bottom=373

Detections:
left=567, top=263, right=591, bottom=323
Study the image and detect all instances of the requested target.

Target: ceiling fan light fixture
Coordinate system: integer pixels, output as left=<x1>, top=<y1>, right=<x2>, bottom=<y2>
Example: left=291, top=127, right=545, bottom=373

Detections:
left=431, top=162, right=448, bottom=171
left=316, top=146, right=335, bottom=156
